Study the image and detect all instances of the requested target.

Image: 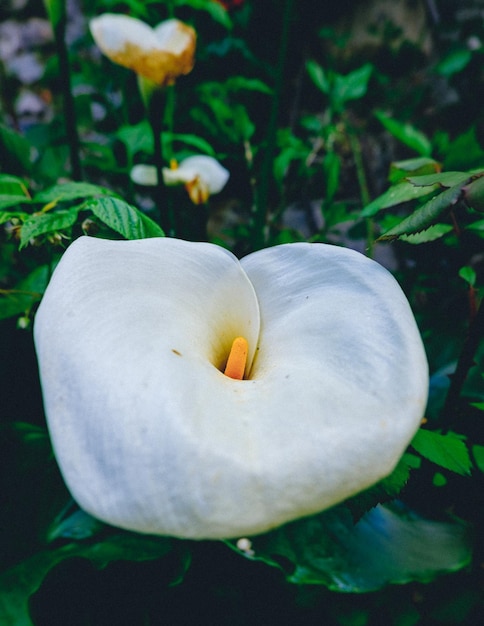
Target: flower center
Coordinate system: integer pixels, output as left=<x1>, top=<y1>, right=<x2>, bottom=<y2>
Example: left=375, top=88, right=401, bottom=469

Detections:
left=223, top=337, right=248, bottom=380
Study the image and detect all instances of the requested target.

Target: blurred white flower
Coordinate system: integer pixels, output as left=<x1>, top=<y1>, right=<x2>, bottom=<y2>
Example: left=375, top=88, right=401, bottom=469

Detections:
left=89, top=14, right=196, bottom=86
left=131, top=156, right=230, bottom=204
left=34, top=237, right=428, bottom=539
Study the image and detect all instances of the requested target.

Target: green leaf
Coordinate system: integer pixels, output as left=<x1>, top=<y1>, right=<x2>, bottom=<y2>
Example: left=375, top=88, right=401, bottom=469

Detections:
left=375, top=112, right=432, bottom=157
left=459, top=266, right=477, bottom=287
left=388, top=157, right=441, bottom=183
left=333, top=63, right=373, bottom=110
left=227, top=502, right=472, bottom=592
left=0, top=196, right=32, bottom=211
left=436, top=48, right=472, bottom=77
left=174, top=0, right=232, bottom=28
left=85, top=197, right=164, bottom=239
left=406, top=172, right=471, bottom=188
left=33, top=182, right=112, bottom=204
left=361, top=181, right=438, bottom=217
left=411, top=429, right=472, bottom=475
left=444, top=126, right=484, bottom=170
left=226, top=76, right=273, bottom=95
left=19, top=209, right=80, bottom=249
left=0, top=124, right=35, bottom=173
left=399, top=223, right=454, bottom=244
left=0, top=175, right=30, bottom=197
left=378, top=183, right=464, bottom=241
left=0, top=265, right=50, bottom=320
left=116, top=121, right=153, bottom=160
left=0, top=533, right=178, bottom=626
left=472, top=445, right=484, bottom=472
left=306, top=60, right=330, bottom=94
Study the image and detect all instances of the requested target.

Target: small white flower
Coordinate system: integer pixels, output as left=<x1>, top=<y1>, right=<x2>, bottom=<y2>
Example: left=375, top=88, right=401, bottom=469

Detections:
left=131, top=156, right=230, bottom=204
left=89, top=14, right=196, bottom=86
left=34, top=237, right=428, bottom=539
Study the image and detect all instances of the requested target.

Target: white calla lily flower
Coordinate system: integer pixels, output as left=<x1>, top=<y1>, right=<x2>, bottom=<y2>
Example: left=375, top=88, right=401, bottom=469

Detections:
left=131, top=156, right=230, bottom=204
left=89, top=14, right=196, bottom=86
left=34, top=237, right=428, bottom=539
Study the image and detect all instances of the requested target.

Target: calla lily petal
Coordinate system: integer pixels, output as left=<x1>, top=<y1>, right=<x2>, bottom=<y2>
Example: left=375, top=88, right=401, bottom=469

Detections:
left=89, top=15, right=196, bottom=85
left=34, top=237, right=428, bottom=539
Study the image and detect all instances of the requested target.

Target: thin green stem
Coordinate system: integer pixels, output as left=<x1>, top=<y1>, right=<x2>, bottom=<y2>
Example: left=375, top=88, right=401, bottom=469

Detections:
left=251, top=0, right=295, bottom=250
left=148, top=90, right=171, bottom=233
left=349, top=131, right=374, bottom=257
left=54, top=19, right=82, bottom=180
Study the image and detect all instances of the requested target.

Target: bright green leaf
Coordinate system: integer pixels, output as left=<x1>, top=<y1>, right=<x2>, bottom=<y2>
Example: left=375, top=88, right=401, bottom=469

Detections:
left=375, top=112, right=432, bottom=157
left=411, top=429, right=472, bottom=475
left=306, top=60, right=330, bottom=94
left=459, top=266, right=477, bottom=287
left=388, top=157, right=441, bottom=183
left=472, top=445, right=484, bottom=472
left=33, top=182, right=112, bottom=204
left=85, top=197, right=164, bottom=239
left=20, top=209, right=80, bottom=249
left=333, top=63, right=373, bottom=110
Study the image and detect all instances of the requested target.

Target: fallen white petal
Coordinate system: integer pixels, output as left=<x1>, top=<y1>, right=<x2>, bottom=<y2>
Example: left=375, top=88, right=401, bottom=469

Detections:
left=34, top=237, right=428, bottom=539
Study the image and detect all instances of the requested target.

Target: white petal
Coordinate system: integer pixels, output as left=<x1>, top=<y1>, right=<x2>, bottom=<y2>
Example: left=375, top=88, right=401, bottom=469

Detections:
left=35, top=237, right=260, bottom=538
left=131, top=164, right=157, bottom=186
left=153, top=19, right=194, bottom=56
left=239, top=243, right=428, bottom=525
left=90, top=14, right=158, bottom=57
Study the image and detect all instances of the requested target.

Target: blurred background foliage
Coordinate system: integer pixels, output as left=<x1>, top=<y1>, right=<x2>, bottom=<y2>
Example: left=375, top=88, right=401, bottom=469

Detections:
left=1, top=0, right=484, bottom=624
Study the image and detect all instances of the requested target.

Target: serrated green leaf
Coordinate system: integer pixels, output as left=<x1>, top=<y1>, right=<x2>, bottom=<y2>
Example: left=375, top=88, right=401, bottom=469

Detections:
left=33, top=182, right=112, bottom=204
left=361, top=181, right=437, bottom=217
left=346, top=453, right=421, bottom=521
left=378, top=183, right=464, bottom=241
left=400, top=223, right=454, bottom=244
left=411, top=429, right=472, bottom=475
left=376, top=112, right=432, bottom=157
left=0, top=533, right=178, bottom=626
left=86, top=197, right=164, bottom=239
left=20, top=209, right=79, bottom=249
left=227, top=502, right=471, bottom=592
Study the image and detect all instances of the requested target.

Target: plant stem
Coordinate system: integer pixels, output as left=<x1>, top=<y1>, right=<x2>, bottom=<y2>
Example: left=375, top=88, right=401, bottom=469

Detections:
left=441, top=296, right=484, bottom=426
left=349, top=131, right=374, bottom=257
left=54, top=18, right=82, bottom=180
left=147, top=89, right=175, bottom=235
left=251, top=0, right=295, bottom=250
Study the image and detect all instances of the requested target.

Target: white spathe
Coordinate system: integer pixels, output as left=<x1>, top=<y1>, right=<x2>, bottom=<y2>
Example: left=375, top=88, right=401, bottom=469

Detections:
left=89, top=14, right=196, bottom=85
left=34, top=237, right=428, bottom=539
left=131, top=156, right=230, bottom=204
